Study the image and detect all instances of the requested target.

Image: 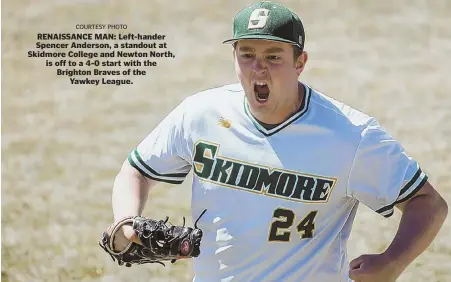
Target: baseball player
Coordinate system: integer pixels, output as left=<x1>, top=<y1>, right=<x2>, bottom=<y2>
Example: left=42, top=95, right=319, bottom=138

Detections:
left=109, top=1, right=448, bottom=281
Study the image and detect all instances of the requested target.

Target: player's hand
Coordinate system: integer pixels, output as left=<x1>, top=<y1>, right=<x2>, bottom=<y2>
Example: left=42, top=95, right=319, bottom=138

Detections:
left=349, top=253, right=400, bottom=282
left=111, top=224, right=142, bottom=251
left=115, top=225, right=188, bottom=259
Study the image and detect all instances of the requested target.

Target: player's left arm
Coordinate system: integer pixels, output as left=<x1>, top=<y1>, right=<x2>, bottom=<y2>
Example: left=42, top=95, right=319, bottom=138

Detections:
left=384, top=180, right=448, bottom=277
left=347, top=118, right=448, bottom=281
left=350, top=181, right=448, bottom=281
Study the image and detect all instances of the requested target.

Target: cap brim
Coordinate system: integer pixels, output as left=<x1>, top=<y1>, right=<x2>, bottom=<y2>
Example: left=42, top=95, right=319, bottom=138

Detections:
left=223, top=34, right=300, bottom=47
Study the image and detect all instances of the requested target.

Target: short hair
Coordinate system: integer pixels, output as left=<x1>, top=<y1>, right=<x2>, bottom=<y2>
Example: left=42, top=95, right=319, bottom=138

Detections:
left=292, top=46, right=302, bottom=61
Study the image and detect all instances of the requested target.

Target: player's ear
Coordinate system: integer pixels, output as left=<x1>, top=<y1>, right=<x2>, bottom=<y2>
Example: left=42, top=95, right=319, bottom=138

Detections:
left=295, top=51, right=308, bottom=76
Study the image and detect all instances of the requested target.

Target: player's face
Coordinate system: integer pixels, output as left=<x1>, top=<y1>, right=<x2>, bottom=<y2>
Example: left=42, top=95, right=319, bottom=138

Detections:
left=234, top=39, right=307, bottom=124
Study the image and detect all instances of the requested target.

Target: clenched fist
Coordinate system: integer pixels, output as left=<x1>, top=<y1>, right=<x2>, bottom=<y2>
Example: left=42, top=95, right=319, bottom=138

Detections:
left=349, top=253, right=401, bottom=282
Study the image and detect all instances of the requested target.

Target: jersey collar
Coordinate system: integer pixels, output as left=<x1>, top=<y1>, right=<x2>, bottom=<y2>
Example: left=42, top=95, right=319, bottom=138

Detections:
left=243, top=83, right=312, bottom=137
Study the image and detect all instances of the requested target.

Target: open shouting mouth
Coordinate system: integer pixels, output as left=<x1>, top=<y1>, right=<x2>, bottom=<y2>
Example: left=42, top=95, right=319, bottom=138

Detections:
left=254, top=82, right=270, bottom=103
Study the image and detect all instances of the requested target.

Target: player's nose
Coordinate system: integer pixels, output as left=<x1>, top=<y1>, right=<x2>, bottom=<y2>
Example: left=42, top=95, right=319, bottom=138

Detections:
left=252, top=58, right=267, bottom=74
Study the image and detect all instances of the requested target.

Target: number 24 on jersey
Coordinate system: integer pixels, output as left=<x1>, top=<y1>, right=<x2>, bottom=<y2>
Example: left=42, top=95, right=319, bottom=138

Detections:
left=268, top=208, right=318, bottom=242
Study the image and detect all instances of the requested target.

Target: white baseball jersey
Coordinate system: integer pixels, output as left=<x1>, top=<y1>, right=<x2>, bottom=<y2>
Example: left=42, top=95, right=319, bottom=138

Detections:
left=128, top=82, right=428, bottom=282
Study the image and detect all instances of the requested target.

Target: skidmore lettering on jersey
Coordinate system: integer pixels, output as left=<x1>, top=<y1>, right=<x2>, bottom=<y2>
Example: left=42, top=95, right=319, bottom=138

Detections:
left=193, top=140, right=337, bottom=203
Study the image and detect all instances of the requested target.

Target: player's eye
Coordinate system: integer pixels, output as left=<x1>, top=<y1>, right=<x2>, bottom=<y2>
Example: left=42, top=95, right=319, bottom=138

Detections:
left=266, top=55, right=281, bottom=61
left=240, top=53, right=255, bottom=59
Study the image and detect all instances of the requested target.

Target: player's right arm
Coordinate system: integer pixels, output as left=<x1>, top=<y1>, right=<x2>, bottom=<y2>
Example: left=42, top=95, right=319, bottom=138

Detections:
left=109, top=98, right=193, bottom=248
left=111, top=159, right=159, bottom=246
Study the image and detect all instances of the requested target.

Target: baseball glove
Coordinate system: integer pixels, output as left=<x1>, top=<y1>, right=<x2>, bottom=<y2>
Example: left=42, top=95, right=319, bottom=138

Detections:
left=99, top=209, right=206, bottom=267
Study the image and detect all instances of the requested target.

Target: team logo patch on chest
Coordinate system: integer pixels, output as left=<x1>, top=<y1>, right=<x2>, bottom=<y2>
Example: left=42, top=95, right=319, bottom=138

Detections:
left=193, top=141, right=337, bottom=203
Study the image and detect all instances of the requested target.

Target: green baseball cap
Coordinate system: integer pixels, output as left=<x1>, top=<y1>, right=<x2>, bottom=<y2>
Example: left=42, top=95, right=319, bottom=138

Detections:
left=223, top=1, right=305, bottom=50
